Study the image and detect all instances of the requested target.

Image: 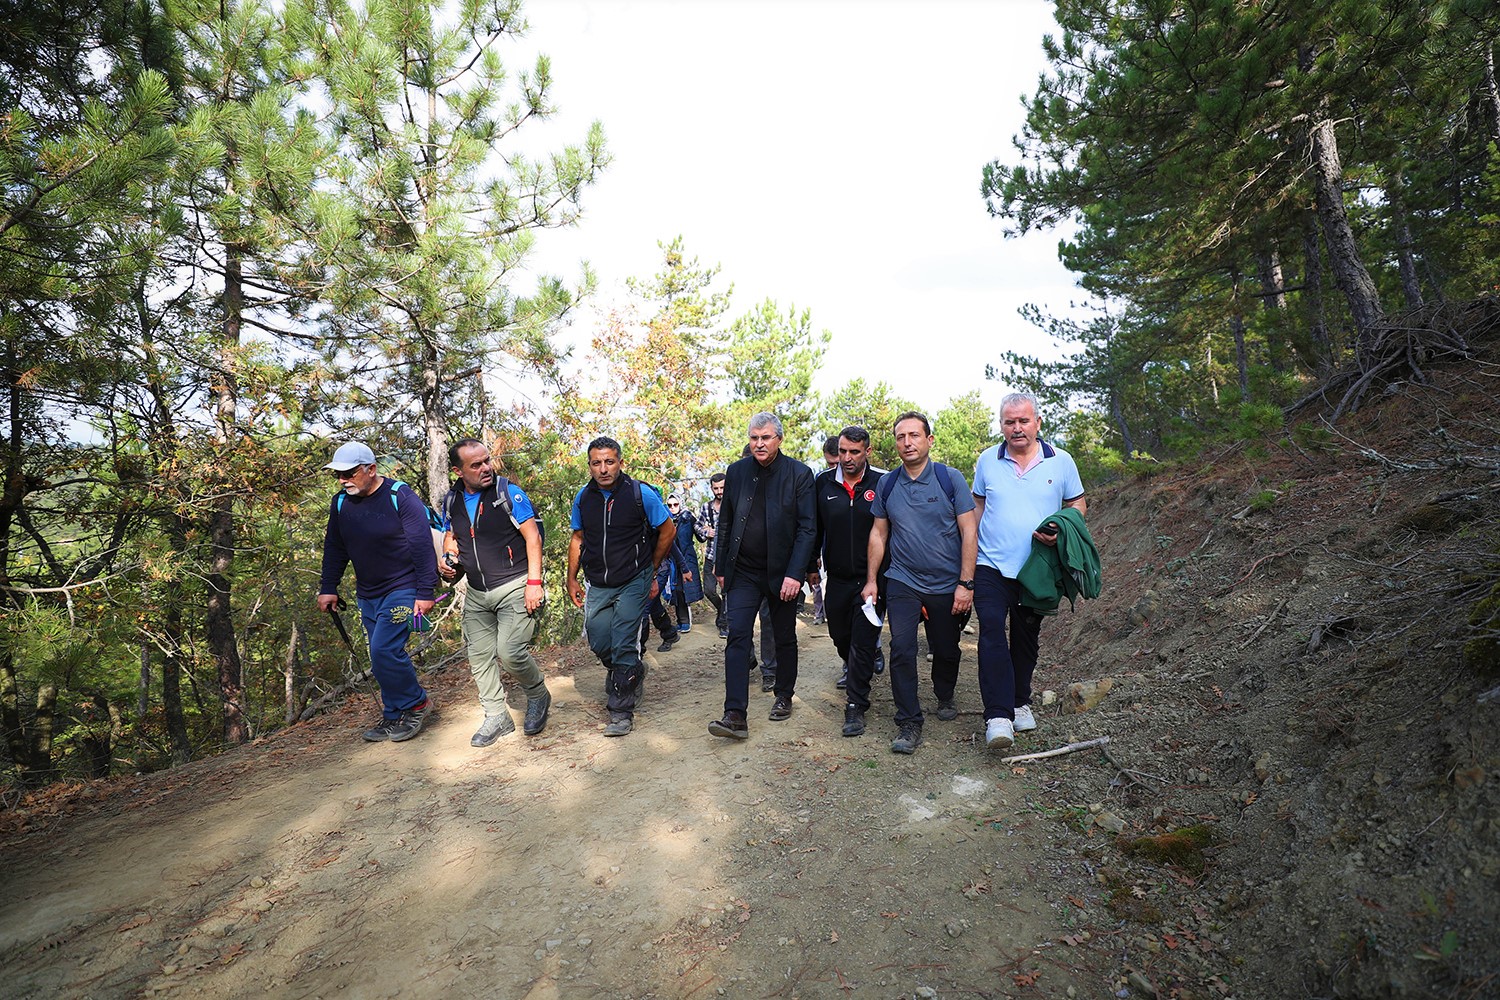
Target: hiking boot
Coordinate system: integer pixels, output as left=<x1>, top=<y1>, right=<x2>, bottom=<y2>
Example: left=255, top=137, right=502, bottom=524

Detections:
left=891, top=724, right=922, bottom=754
left=1013, top=704, right=1037, bottom=733
left=471, top=712, right=515, bottom=747
left=836, top=665, right=849, bottom=690
left=657, top=632, right=679, bottom=652
left=708, top=711, right=749, bottom=740
left=935, top=699, right=958, bottom=721
left=768, top=697, right=793, bottom=721
left=523, top=689, right=552, bottom=735
left=362, top=718, right=400, bottom=742
left=387, top=698, right=433, bottom=742
left=842, top=706, right=866, bottom=737
left=602, top=712, right=633, bottom=737
left=985, top=716, right=1015, bottom=749
left=760, top=673, right=776, bottom=692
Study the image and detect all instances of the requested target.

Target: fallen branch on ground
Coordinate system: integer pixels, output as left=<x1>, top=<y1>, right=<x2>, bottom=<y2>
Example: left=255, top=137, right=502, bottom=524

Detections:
left=1002, top=736, right=1110, bottom=763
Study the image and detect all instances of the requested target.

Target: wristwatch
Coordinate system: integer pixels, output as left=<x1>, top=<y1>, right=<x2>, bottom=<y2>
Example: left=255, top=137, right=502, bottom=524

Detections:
left=957, top=579, right=975, bottom=590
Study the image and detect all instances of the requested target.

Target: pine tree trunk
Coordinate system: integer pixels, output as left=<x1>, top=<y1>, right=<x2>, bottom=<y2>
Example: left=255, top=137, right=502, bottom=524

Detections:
left=1385, top=173, right=1424, bottom=310
left=283, top=620, right=301, bottom=726
left=1310, top=117, right=1385, bottom=363
left=1110, top=387, right=1134, bottom=457
left=1301, top=215, right=1333, bottom=374
left=1256, top=248, right=1287, bottom=373
left=209, top=241, right=247, bottom=746
left=1484, top=39, right=1500, bottom=142
left=0, top=346, right=38, bottom=780
left=161, top=567, right=192, bottom=765
left=26, top=682, right=59, bottom=786
left=1230, top=266, right=1250, bottom=401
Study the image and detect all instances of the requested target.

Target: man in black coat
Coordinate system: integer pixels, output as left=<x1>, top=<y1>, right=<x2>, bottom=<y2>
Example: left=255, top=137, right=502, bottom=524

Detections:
left=708, top=413, right=816, bottom=739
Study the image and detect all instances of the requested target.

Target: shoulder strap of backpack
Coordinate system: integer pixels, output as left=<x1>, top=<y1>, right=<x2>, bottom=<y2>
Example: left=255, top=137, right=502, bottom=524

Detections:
left=491, top=475, right=516, bottom=526
left=878, top=464, right=957, bottom=507
left=933, top=463, right=957, bottom=504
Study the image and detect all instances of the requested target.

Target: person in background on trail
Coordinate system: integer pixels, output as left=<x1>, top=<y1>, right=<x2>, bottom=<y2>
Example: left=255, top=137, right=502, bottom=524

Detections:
left=438, top=438, right=553, bottom=747
left=662, top=492, right=703, bottom=633
left=634, top=475, right=682, bottom=655
left=971, top=391, right=1087, bottom=750
left=864, top=412, right=978, bottom=755
left=708, top=413, right=816, bottom=739
left=806, top=434, right=840, bottom=626
left=317, top=441, right=438, bottom=743
left=809, top=426, right=888, bottom=737
left=696, top=473, right=728, bottom=636
left=567, top=437, right=676, bottom=737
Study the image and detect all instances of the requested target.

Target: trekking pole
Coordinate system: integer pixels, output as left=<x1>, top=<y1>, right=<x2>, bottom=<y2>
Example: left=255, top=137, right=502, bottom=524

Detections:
left=327, top=596, right=356, bottom=650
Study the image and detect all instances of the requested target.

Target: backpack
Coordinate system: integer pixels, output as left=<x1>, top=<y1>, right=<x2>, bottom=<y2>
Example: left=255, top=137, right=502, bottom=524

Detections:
left=443, top=475, right=545, bottom=543
left=336, top=479, right=445, bottom=561
left=877, top=462, right=959, bottom=510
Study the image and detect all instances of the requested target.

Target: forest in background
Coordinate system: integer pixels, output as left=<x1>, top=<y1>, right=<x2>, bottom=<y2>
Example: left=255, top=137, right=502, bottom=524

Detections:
left=3, top=0, right=1498, bottom=790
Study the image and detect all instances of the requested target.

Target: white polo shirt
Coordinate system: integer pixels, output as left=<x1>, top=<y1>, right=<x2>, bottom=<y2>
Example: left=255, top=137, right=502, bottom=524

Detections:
left=971, top=440, right=1084, bottom=577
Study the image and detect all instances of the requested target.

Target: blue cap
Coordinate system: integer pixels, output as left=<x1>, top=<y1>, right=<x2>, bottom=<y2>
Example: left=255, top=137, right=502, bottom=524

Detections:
left=324, top=442, right=376, bottom=471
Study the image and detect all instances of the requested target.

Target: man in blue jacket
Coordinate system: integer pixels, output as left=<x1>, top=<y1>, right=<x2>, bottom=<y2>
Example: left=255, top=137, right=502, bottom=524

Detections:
left=317, top=442, right=439, bottom=743
left=709, top=412, right=816, bottom=738
left=566, top=437, right=676, bottom=737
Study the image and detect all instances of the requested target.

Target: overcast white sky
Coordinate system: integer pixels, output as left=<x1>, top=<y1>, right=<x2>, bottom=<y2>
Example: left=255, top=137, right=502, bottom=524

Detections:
left=518, top=0, right=1081, bottom=418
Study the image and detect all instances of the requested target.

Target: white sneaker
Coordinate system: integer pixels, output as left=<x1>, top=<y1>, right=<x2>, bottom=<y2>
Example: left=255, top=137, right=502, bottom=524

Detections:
left=985, top=717, right=1015, bottom=749
left=1013, top=705, right=1037, bottom=732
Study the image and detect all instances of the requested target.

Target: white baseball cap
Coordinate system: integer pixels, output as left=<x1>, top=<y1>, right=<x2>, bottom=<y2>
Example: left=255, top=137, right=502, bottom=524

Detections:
left=324, top=442, right=376, bottom=471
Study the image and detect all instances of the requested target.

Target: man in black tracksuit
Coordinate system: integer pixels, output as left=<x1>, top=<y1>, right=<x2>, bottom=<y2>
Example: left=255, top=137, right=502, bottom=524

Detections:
left=808, top=425, right=887, bottom=737
left=708, top=412, right=816, bottom=739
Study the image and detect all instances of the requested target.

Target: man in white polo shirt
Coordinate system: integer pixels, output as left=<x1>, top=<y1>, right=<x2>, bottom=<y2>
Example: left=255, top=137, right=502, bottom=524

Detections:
left=971, top=392, right=1087, bottom=749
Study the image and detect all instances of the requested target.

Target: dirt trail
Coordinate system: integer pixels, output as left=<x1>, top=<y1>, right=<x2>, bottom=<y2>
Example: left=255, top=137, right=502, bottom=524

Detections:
left=0, top=621, right=1127, bottom=999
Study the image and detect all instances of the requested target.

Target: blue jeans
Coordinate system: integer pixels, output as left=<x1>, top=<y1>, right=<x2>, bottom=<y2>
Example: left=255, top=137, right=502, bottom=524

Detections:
left=975, top=566, right=1043, bottom=721
left=584, top=565, right=654, bottom=716
left=885, top=579, right=962, bottom=728
left=723, top=576, right=799, bottom=713
left=356, top=588, right=428, bottom=719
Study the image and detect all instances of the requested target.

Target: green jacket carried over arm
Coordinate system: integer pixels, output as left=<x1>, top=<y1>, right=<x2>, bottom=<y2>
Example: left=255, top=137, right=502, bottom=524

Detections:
left=1016, top=506, right=1101, bottom=614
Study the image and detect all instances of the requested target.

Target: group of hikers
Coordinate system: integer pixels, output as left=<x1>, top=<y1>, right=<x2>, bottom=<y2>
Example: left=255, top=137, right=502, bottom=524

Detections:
left=316, top=392, right=1099, bottom=756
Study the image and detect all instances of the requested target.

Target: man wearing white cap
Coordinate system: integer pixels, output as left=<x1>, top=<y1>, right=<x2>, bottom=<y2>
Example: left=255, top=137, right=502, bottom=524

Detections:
left=317, top=442, right=439, bottom=742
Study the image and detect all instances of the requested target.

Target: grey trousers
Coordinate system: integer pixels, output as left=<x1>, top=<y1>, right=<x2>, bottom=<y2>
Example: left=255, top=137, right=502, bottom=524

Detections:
left=462, top=575, right=547, bottom=716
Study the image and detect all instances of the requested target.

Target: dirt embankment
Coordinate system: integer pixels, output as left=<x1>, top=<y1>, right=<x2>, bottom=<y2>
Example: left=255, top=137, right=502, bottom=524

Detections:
left=2, top=326, right=1498, bottom=1000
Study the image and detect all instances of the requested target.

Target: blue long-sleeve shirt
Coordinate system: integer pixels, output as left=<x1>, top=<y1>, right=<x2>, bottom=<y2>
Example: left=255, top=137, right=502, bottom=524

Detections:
left=319, top=479, right=438, bottom=601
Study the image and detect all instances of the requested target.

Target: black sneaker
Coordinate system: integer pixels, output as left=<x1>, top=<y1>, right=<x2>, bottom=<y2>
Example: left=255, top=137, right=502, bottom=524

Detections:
left=891, top=724, right=922, bottom=754
left=362, top=718, right=399, bottom=742
left=657, top=632, right=678, bottom=652
left=717, top=625, right=729, bottom=638
left=523, top=688, right=552, bottom=735
left=760, top=673, right=776, bottom=692
left=835, top=665, right=849, bottom=690
left=935, top=699, right=958, bottom=721
left=388, top=698, right=433, bottom=742
left=842, top=706, right=866, bottom=737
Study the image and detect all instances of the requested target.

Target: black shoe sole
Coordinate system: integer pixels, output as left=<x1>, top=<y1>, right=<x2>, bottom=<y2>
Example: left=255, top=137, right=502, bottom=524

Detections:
left=842, top=723, right=865, bottom=737
left=708, top=721, right=749, bottom=740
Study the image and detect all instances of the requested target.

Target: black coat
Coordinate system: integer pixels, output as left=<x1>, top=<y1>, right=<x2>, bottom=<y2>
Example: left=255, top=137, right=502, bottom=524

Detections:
left=714, top=452, right=816, bottom=590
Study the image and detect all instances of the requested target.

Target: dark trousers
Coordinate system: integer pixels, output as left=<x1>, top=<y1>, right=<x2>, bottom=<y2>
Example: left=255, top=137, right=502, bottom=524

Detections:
left=885, top=578, right=962, bottom=728
left=723, top=576, right=798, bottom=712
left=975, top=565, right=1043, bottom=721
left=638, top=592, right=675, bottom=647
left=826, top=575, right=883, bottom=712
left=702, top=566, right=725, bottom=627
